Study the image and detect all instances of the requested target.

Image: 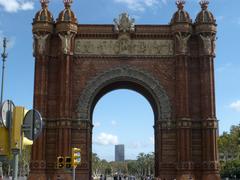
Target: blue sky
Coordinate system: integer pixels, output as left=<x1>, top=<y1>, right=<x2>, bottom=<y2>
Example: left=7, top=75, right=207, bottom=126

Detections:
left=0, top=0, right=240, bottom=161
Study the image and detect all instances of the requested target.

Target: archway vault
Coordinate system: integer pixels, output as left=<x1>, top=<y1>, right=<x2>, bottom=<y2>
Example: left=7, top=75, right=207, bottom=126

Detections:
left=76, top=66, right=172, bottom=123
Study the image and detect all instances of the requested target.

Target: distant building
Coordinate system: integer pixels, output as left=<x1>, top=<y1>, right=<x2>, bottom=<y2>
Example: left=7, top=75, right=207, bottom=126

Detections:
left=115, top=144, right=125, bottom=162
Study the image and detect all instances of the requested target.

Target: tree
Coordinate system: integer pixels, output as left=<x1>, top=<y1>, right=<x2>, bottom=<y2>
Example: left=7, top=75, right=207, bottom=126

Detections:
left=218, top=125, right=240, bottom=161
left=218, top=124, right=240, bottom=178
left=136, top=152, right=155, bottom=177
left=91, top=152, right=155, bottom=178
left=92, top=153, right=102, bottom=178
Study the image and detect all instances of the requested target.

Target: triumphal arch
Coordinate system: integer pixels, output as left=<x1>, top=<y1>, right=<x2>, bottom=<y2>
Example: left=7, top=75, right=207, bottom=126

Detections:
left=29, top=0, right=220, bottom=179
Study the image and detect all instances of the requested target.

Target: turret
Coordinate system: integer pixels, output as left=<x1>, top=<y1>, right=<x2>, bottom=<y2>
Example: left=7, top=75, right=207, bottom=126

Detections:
left=171, top=0, right=192, bottom=33
left=171, top=0, right=192, bottom=55
left=56, top=0, right=78, bottom=54
left=195, top=0, right=217, bottom=56
left=32, top=0, right=54, bottom=56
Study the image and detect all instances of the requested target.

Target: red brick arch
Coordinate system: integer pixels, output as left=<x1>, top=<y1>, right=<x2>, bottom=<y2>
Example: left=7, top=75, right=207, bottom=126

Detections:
left=76, top=66, right=172, bottom=122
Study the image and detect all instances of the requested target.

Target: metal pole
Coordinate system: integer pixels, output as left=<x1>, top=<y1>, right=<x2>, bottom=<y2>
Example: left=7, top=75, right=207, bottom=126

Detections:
left=0, top=37, right=7, bottom=104
left=0, top=162, right=3, bottom=180
left=12, top=148, right=19, bottom=180
left=72, top=167, right=76, bottom=180
left=0, top=37, right=7, bottom=180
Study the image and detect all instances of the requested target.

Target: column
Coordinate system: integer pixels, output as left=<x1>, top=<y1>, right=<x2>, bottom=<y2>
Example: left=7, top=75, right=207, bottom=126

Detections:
left=175, top=32, right=193, bottom=178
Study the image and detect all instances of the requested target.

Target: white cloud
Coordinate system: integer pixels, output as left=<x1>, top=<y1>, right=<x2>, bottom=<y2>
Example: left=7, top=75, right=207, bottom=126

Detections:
left=149, top=137, right=154, bottom=145
left=216, top=63, right=232, bottom=73
left=129, top=142, right=142, bottom=149
left=0, top=0, right=34, bottom=13
left=230, top=100, right=240, bottom=112
left=111, top=120, right=117, bottom=126
left=238, top=17, right=240, bottom=25
left=114, top=0, right=160, bottom=12
left=94, top=132, right=119, bottom=145
left=20, top=1, right=34, bottom=10
left=94, top=122, right=101, bottom=128
left=128, top=138, right=154, bottom=149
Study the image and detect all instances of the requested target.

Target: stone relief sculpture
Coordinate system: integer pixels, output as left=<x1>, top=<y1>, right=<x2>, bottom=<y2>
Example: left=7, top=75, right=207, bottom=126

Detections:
left=33, top=34, right=49, bottom=55
left=114, top=13, right=135, bottom=32
left=74, top=39, right=174, bottom=56
left=200, top=34, right=215, bottom=55
left=176, top=32, right=191, bottom=54
left=59, top=31, right=74, bottom=54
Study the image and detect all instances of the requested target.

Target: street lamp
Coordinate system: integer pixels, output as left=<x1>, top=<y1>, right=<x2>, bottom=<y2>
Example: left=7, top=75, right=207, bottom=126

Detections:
left=1, top=37, right=8, bottom=104
left=0, top=37, right=8, bottom=180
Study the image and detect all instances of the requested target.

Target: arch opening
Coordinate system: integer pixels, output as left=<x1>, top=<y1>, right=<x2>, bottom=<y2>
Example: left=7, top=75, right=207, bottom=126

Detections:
left=90, top=80, right=158, bottom=122
left=92, top=88, right=155, bottom=177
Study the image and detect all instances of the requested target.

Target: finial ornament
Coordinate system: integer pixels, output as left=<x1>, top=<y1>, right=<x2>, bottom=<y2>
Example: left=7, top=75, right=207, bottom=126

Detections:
left=176, top=0, right=185, bottom=10
left=64, top=0, right=73, bottom=8
left=40, top=0, right=49, bottom=9
left=200, top=0, right=209, bottom=10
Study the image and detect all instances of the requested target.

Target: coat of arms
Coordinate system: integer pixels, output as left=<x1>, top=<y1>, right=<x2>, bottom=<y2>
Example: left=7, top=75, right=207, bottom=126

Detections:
left=114, top=13, right=135, bottom=33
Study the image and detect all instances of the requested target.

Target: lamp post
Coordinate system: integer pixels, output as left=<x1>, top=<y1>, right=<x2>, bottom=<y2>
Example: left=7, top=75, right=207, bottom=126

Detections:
left=0, top=37, right=8, bottom=180
left=1, top=37, right=8, bottom=104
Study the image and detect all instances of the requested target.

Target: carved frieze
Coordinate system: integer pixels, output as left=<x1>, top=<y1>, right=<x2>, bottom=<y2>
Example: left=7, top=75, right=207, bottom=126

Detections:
left=74, top=38, right=174, bottom=57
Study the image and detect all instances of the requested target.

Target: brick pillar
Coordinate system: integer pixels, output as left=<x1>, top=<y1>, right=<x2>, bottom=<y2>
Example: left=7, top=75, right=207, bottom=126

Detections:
left=29, top=53, right=48, bottom=180
left=56, top=54, right=72, bottom=156
left=175, top=54, right=193, bottom=179
left=53, top=46, right=74, bottom=179
left=200, top=56, right=220, bottom=180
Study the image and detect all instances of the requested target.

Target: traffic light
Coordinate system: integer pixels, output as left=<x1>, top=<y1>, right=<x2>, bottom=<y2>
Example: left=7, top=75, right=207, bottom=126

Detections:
left=71, top=148, right=81, bottom=167
left=57, top=156, right=64, bottom=169
left=65, top=156, right=72, bottom=169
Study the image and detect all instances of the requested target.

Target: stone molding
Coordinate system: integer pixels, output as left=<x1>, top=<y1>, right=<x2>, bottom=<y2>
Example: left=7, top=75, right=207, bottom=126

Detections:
left=76, top=66, right=172, bottom=122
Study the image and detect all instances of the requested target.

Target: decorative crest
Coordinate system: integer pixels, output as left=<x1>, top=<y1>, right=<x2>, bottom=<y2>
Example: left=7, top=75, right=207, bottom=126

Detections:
left=176, top=0, right=185, bottom=10
left=200, top=0, right=209, bottom=10
left=40, top=0, right=49, bottom=9
left=64, top=0, right=73, bottom=8
left=114, top=13, right=135, bottom=33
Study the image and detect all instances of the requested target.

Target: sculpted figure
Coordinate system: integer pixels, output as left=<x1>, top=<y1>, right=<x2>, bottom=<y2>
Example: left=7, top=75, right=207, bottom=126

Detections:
left=34, top=34, right=49, bottom=55
left=59, top=31, right=73, bottom=54
left=200, top=34, right=213, bottom=55
left=176, top=32, right=191, bottom=54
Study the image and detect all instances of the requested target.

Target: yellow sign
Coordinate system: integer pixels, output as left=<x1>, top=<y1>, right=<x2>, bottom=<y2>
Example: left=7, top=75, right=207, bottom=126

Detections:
left=11, top=107, right=26, bottom=149
left=0, top=127, right=9, bottom=156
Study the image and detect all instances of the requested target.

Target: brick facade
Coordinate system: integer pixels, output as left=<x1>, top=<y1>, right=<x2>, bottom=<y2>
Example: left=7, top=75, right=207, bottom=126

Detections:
left=29, top=1, right=220, bottom=180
